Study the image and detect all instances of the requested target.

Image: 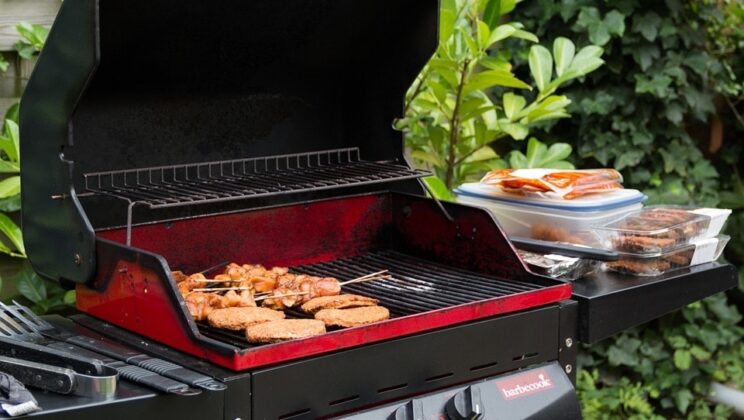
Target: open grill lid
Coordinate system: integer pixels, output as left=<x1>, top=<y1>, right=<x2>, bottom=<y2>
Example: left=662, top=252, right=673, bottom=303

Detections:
left=20, top=0, right=438, bottom=284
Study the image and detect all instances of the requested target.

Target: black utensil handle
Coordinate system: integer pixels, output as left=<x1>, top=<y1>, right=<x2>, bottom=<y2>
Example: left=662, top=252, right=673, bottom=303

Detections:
left=0, top=355, right=75, bottom=394
left=66, top=335, right=225, bottom=391
left=106, top=361, right=201, bottom=395
left=0, top=336, right=105, bottom=375
left=511, top=237, right=619, bottom=261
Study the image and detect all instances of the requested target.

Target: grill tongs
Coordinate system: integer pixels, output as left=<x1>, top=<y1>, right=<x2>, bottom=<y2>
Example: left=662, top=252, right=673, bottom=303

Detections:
left=0, top=325, right=118, bottom=398
left=0, top=302, right=205, bottom=397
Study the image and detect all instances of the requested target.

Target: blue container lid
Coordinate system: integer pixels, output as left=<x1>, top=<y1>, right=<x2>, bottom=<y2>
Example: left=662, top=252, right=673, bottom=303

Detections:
left=454, top=183, right=647, bottom=212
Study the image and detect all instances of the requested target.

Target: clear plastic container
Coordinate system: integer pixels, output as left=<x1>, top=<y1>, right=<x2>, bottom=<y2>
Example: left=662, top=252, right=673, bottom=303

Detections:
left=594, top=206, right=732, bottom=253
left=455, top=185, right=645, bottom=246
left=603, top=235, right=729, bottom=277
left=480, top=168, right=623, bottom=200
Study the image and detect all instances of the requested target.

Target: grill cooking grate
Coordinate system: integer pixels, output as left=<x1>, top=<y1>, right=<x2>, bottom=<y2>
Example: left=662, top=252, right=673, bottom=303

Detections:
left=83, top=148, right=427, bottom=209
left=197, top=250, right=543, bottom=348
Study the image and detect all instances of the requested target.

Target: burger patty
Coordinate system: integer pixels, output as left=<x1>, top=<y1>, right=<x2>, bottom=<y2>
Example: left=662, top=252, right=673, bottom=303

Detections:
left=207, top=307, right=285, bottom=331
left=315, top=306, right=390, bottom=328
left=245, top=319, right=326, bottom=343
left=300, top=294, right=379, bottom=314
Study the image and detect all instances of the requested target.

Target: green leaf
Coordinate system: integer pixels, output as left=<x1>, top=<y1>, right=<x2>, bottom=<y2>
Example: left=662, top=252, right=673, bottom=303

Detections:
left=0, top=119, right=20, bottom=162
left=0, top=212, right=24, bottom=255
left=15, top=266, right=46, bottom=303
left=633, top=12, right=662, bottom=42
left=4, top=103, right=19, bottom=125
left=482, top=0, right=502, bottom=30
left=468, top=146, right=498, bottom=162
left=422, top=176, right=454, bottom=200
left=0, top=161, right=19, bottom=173
left=568, top=45, right=604, bottom=76
left=439, top=9, right=456, bottom=45
left=63, top=290, right=76, bottom=305
left=0, top=176, right=20, bottom=199
left=411, top=150, right=444, bottom=168
left=479, top=56, right=511, bottom=71
left=499, top=121, right=529, bottom=140
left=508, top=151, right=528, bottom=169
left=487, top=24, right=517, bottom=46
left=0, top=54, right=8, bottom=72
left=476, top=20, right=490, bottom=49
left=528, top=45, right=552, bottom=92
left=674, top=389, right=693, bottom=414
left=542, top=142, right=573, bottom=165
left=604, top=10, right=626, bottom=36
left=14, top=42, right=36, bottom=60
left=16, top=22, right=48, bottom=50
left=503, top=93, right=526, bottom=121
left=673, top=349, right=692, bottom=370
left=553, top=37, right=575, bottom=77
left=463, top=70, right=531, bottom=95
left=511, top=29, right=538, bottom=43
left=0, top=194, right=21, bottom=212
left=525, top=137, right=548, bottom=168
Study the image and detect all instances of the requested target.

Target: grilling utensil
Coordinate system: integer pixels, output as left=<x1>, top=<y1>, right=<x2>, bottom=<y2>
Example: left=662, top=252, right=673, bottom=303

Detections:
left=0, top=302, right=218, bottom=395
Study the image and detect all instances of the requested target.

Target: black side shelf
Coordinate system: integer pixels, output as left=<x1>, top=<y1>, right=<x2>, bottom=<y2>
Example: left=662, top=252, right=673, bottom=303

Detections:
left=572, top=262, right=737, bottom=343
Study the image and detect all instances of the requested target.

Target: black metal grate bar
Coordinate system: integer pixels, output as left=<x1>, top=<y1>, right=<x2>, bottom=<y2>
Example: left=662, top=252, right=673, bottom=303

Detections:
left=196, top=250, right=545, bottom=349
left=84, top=148, right=428, bottom=209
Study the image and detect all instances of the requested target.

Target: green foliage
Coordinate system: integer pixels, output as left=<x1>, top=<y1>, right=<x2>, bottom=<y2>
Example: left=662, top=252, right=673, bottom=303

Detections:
left=10, top=264, right=76, bottom=315
left=397, top=0, right=603, bottom=194
left=0, top=54, right=8, bottom=73
left=0, top=111, right=24, bottom=259
left=508, top=137, right=574, bottom=169
left=14, top=23, right=49, bottom=59
left=577, top=294, right=744, bottom=418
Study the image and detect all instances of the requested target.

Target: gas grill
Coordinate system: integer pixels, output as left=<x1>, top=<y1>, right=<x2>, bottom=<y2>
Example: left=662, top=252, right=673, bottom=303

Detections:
left=16, top=0, right=737, bottom=418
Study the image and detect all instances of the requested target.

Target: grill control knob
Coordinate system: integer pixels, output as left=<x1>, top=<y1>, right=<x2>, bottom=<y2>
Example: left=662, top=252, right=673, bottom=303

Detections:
left=446, top=385, right=485, bottom=420
left=389, top=399, right=425, bottom=420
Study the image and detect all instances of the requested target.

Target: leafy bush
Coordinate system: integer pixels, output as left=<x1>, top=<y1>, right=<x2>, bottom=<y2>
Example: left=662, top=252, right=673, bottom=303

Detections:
left=0, top=22, right=73, bottom=313
left=396, top=0, right=603, bottom=195
left=512, top=0, right=744, bottom=417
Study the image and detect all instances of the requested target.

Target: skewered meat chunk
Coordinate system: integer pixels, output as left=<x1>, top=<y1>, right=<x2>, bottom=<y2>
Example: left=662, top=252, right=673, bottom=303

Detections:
left=301, top=294, right=379, bottom=314
left=245, top=319, right=326, bottom=343
left=207, top=307, right=285, bottom=331
left=315, top=306, right=390, bottom=328
left=184, top=292, right=225, bottom=321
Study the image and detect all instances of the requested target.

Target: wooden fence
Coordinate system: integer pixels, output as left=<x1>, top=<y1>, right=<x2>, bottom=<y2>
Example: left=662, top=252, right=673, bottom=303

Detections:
left=0, top=0, right=60, bottom=117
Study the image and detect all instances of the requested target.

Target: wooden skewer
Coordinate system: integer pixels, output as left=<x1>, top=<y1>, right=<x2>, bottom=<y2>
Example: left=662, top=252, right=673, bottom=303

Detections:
left=254, top=291, right=309, bottom=302
left=193, top=279, right=241, bottom=283
left=191, top=286, right=251, bottom=292
left=339, top=270, right=389, bottom=286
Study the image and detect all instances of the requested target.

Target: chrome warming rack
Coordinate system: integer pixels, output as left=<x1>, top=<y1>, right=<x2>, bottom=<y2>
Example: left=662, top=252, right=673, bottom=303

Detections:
left=81, top=148, right=429, bottom=244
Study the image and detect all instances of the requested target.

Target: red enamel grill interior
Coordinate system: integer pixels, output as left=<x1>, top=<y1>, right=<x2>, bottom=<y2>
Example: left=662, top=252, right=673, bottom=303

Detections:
left=20, top=0, right=572, bottom=371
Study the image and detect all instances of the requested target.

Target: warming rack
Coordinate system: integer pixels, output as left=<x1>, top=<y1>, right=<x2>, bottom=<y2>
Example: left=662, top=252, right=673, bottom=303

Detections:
left=81, top=148, right=429, bottom=243
left=198, top=250, right=545, bottom=348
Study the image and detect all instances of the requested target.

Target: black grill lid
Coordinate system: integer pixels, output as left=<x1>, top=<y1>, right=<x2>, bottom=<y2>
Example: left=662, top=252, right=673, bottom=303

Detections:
left=20, top=0, right=438, bottom=283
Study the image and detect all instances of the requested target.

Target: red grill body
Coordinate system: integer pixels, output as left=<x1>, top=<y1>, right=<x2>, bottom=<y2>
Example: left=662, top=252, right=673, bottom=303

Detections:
left=78, top=193, right=570, bottom=370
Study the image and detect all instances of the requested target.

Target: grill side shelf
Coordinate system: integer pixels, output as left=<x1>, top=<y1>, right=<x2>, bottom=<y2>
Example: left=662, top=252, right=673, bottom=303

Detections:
left=83, top=148, right=428, bottom=209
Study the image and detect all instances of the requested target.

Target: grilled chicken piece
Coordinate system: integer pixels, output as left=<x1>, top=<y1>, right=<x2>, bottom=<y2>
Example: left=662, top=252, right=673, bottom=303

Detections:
left=301, top=294, right=379, bottom=314
left=245, top=319, right=326, bottom=343
left=221, top=289, right=256, bottom=308
left=184, top=292, right=225, bottom=321
left=315, top=306, right=390, bottom=328
left=207, top=307, right=285, bottom=331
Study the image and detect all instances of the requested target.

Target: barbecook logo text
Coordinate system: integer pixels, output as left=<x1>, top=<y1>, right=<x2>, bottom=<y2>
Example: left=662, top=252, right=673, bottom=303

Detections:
left=496, top=369, right=554, bottom=400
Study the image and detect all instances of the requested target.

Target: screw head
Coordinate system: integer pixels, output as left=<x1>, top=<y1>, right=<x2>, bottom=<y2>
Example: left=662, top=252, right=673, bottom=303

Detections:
left=73, top=253, right=81, bottom=265
left=565, top=364, right=573, bottom=374
left=565, top=338, right=573, bottom=348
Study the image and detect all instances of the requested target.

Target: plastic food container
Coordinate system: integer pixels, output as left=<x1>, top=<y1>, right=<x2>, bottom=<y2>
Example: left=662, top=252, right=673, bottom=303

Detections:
left=480, top=168, right=623, bottom=200
left=603, top=235, right=729, bottom=277
left=594, top=206, right=732, bottom=253
left=455, top=183, right=646, bottom=246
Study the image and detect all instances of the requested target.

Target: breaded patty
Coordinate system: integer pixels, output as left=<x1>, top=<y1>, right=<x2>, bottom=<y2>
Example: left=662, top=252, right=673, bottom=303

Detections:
left=300, top=294, right=379, bottom=314
left=314, top=306, right=390, bottom=328
left=245, top=319, right=326, bottom=343
left=207, top=307, right=285, bottom=331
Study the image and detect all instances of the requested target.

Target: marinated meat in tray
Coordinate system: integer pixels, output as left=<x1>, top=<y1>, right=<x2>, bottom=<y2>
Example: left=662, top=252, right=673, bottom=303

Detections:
left=603, top=235, right=729, bottom=276
left=594, top=206, right=730, bottom=253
